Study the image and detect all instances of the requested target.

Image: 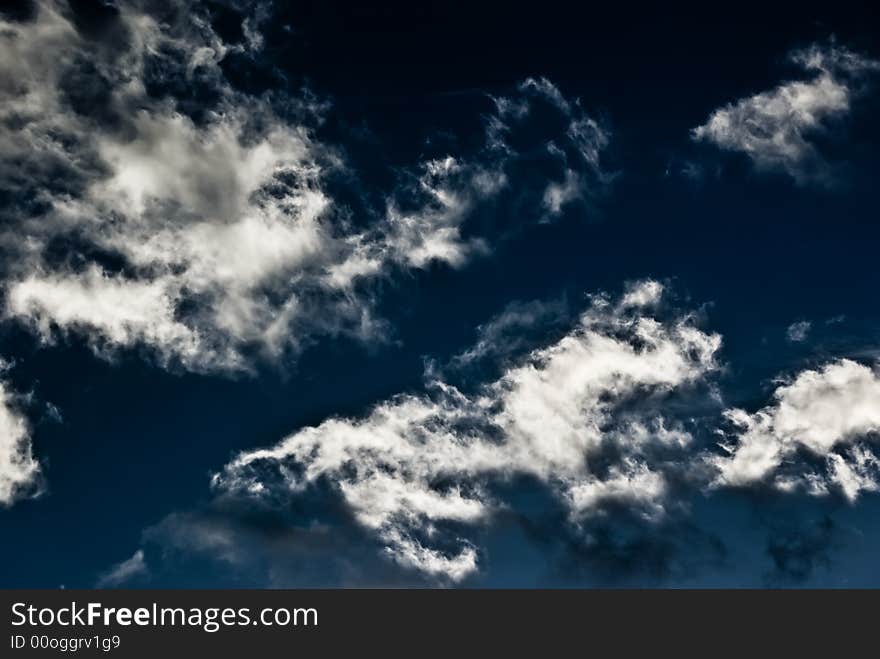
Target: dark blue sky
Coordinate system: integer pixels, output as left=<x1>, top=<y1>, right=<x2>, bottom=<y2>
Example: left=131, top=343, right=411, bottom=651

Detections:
left=1, top=0, right=879, bottom=588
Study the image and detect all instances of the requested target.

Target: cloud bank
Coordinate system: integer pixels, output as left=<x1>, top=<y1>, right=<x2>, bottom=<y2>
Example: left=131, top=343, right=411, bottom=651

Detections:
left=207, top=281, right=720, bottom=581
left=0, top=2, right=610, bottom=374
left=139, top=288, right=880, bottom=585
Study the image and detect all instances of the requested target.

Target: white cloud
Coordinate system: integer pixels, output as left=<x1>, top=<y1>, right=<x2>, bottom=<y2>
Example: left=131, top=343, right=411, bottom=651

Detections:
left=0, top=3, right=613, bottom=514
left=543, top=169, right=583, bottom=215
left=826, top=446, right=880, bottom=502
left=786, top=320, right=812, bottom=343
left=0, top=3, right=611, bottom=374
left=8, top=266, right=203, bottom=366
left=212, top=281, right=720, bottom=581
left=0, top=367, right=41, bottom=507
left=692, top=43, right=879, bottom=184
left=517, top=77, right=611, bottom=215
left=0, top=1, right=357, bottom=371
left=92, top=111, right=316, bottom=224
left=711, top=359, right=880, bottom=501
left=620, top=279, right=664, bottom=308
left=566, top=459, right=667, bottom=520
left=96, top=549, right=148, bottom=587
left=381, top=157, right=494, bottom=270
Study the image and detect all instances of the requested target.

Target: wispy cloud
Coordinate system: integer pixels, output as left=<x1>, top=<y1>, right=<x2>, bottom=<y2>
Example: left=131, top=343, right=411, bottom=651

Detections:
left=0, top=3, right=611, bottom=374
left=692, top=43, right=880, bottom=185
left=96, top=549, right=148, bottom=588
left=786, top=320, right=812, bottom=343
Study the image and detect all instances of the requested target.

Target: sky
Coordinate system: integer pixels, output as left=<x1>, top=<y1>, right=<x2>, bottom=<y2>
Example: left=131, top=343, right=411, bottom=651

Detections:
left=1, top=0, right=880, bottom=588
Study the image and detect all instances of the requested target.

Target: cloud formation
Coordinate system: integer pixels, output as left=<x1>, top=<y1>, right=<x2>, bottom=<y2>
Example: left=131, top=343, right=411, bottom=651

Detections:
left=446, top=297, right=571, bottom=375
left=125, top=289, right=880, bottom=585
left=11, top=3, right=880, bottom=588
left=209, top=281, right=720, bottom=581
left=0, top=3, right=610, bottom=374
left=711, top=359, right=880, bottom=502
left=96, top=549, right=148, bottom=588
left=692, top=43, right=879, bottom=184
left=786, top=320, right=812, bottom=343
left=0, top=363, right=40, bottom=507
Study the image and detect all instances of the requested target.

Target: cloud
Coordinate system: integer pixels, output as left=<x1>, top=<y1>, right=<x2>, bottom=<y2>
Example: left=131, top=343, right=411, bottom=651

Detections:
left=134, top=284, right=880, bottom=585
left=511, top=77, right=611, bottom=219
left=711, top=359, right=880, bottom=501
left=0, top=363, right=41, bottom=507
left=8, top=266, right=202, bottom=364
left=0, top=0, right=358, bottom=371
left=96, top=549, right=148, bottom=587
left=445, top=297, right=571, bottom=375
left=786, top=320, right=812, bottom=343
left=207, top=281, right=720, bottom=581
left=0, top=3, right=611, bottom=374
left=543, top=168, right=584, bottom=215
left=692, top=43, right=880, bottom=184
left=0, top=1, right=612, bottom=519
